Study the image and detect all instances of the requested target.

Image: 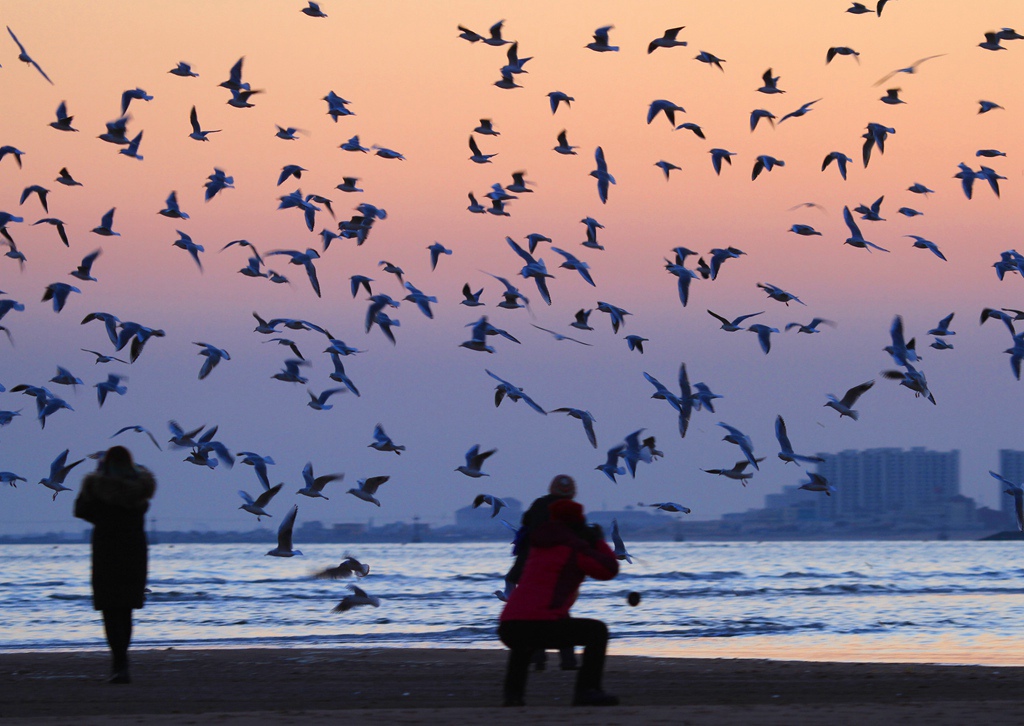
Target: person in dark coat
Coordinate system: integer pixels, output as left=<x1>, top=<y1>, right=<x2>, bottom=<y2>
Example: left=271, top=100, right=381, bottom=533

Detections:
left=505, top=474, right=579, bottom=670
left=73, top=446, right=155, bottom=684
left=498, top=498, right=620, bottom=707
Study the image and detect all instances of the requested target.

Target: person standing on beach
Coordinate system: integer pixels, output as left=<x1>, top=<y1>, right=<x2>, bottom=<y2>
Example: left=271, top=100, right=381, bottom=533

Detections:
left=73, top=446, right=156, bottom=684
left=505, top=474, right=579, bottom=670
left=498, top=498, right=620, bottom=707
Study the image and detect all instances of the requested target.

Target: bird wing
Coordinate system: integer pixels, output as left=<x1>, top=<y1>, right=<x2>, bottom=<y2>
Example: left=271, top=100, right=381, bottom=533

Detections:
left=277, top=505, right=298, bottom=549
left=505, top=236, right=535, bottom=265
left=361, top=476, right=389, bottom=494
left=255, top=483, right=283, bottom=507
left=841, top=380, right=875, bottom=406
left=775, top=415, right=794, bottom=454
left=842, top=206, right=863, bottom=240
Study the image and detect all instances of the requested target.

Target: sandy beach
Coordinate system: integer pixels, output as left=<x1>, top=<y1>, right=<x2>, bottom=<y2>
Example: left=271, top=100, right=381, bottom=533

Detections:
left=2, top=647, right=1024, bottom=725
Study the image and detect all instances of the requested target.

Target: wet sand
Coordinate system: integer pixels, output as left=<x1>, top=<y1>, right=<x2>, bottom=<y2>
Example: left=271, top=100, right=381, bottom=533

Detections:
left=2, top=647, right=1024, bottom=725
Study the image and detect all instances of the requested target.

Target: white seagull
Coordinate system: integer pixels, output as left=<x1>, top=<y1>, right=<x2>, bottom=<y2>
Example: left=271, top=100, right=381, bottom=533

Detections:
left=298, top=462, right=342, bottom=499
left=457, top=445, right=496, bottom=477
left=347, top=476, right=389, bottom=507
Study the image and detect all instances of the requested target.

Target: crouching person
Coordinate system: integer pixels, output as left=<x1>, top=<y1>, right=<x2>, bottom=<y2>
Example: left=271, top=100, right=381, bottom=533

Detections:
left=497, top=498, right=619, bottom=707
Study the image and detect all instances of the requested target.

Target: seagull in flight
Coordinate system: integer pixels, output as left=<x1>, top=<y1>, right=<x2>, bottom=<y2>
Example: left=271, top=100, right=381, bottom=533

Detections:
left=56, top=167, right=82, bottom=186
left=169, top=61, right=199, bottom=77
left=91, top=208, right=119, bottom=237
left=159, top=191, right=190, bottom=220
left=189, top=106, right=220, bottom=141
left=50, top=101, right=78, bottom=132
left=873, top=55, right=945, bottom=86
left=266, top=505, right=302, bottom=556
left=826, top=46, right=860, bottom=64
left=757, top=68, right=785, bottom=94
left=992, top=471, right=1024, bottom=531
left=747, top=323, right=780, bottom=354
left=111, top=425, right=162, bottom=451
left=333, top=584, right=380, bottom=612
left=120, top=88, right=153, bottom=115
left=457, top=445, right=496, bottom=477
left=596, top=444, right=626, bottom=482
left=643, top=362, right=697, bottom=438
left=468, top=136, right=497, bottom=164
left=757, top=282, right=805, bottom=306
left=785, top=318, right=835, bottom=334
left=752, top=155, right=784, bottom=180
left=486, top=369, right=546, bottom=414
left=530, top=324, right=590, bottom=346
left=369, top=424, right=405, bottom=455
left=42, top=283, right=81, bottom=313
left=172, top=231, right=205, bottom=270
left=597, top=301, right=631, bottom=333
left=779, top=99, right=821, bottom=123
left=799, top=473, right=836, bottom=496
left=267, top=248, right=321, bottom=296
left=648, top=27, right=687, bottom=53
left=39, top=449, right=85, bottom=500
left=586, top=25, right=618, bottom=52
left=701, top=459, right=761, bottom=485
left=315, top=556, right=369, bottom=579
left=548, top=91, right=574, bottom=114
left=552, top=129, right=578, bottom=156
left=928, top=313, right=956, bottom=337
left=717, top=422, right=760, bottom=470
left=95, top=373, right=127, bottom=407
left=347, top=476, right=389, bottom=507
left=302, top=2, right=328, bottom=17
left=591, top=146, right=615, bottom=203
left=647, top=502, right=691, bottom=514
left=473, top=494, right=508, bottom=518
left=906, top=235, right=946, bottom=261
left=298, top=462, right=343, bottom=499
left=825, top=380, right=875, bottom=419
left=272, top=357, right=311, bottom=384
left=843, top=206, right=889, bottom=252
left=427, top=242, right=452, bottom=270
left=610, top=520, right=633, bottom=563
left=205, top=168, right=234, bottom=200
left=695, top=50, right=725, bottom=70
left=551, top=407, right=597, bottom=447
left=709, top=148, right=736, bottom=175
left=571, top=309, right=593, bottom=331
left=7, top=26, right=52, bottom=84
left=822, top=151, right=853, bottom=180
left=775, top=415, right=825, bottom=465
left=648, top=99, right=686, bottom=126
left=239, top=483, right=283, bottom=521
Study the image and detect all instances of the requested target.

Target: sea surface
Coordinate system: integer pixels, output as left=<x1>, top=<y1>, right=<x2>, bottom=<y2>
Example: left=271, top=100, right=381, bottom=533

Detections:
left=4, top=541, right=1024, bottom=665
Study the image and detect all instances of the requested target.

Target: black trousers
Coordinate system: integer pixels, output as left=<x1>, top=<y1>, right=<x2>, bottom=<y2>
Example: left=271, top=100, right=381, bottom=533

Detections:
left=101, top=608, right=133, bottom=672
left=498, top=618, right=608, bottom=700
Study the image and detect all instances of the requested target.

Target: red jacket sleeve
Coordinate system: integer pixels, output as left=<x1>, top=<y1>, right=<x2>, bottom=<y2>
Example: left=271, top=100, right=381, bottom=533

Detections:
left=576, top=538, right=619, bottom=581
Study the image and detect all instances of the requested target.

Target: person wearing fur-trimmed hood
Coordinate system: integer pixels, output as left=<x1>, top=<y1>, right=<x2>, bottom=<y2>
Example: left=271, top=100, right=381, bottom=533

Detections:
left=74, top=445, right=155, bottom=684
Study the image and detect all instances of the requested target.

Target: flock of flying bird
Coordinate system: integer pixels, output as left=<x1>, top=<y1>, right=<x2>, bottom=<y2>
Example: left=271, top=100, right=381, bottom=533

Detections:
left=0, top=2, right=1023, bottom=614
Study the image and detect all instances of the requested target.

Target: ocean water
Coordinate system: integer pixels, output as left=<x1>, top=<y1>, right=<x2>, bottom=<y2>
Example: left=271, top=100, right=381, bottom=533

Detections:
left=4, top=541, right=1024, bottom=665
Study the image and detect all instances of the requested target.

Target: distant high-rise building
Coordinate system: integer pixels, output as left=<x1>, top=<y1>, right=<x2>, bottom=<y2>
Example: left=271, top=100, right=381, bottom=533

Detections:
left=811, top=447, right=960, bottom=525
left=998, top=449, right=1024, bottom=529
